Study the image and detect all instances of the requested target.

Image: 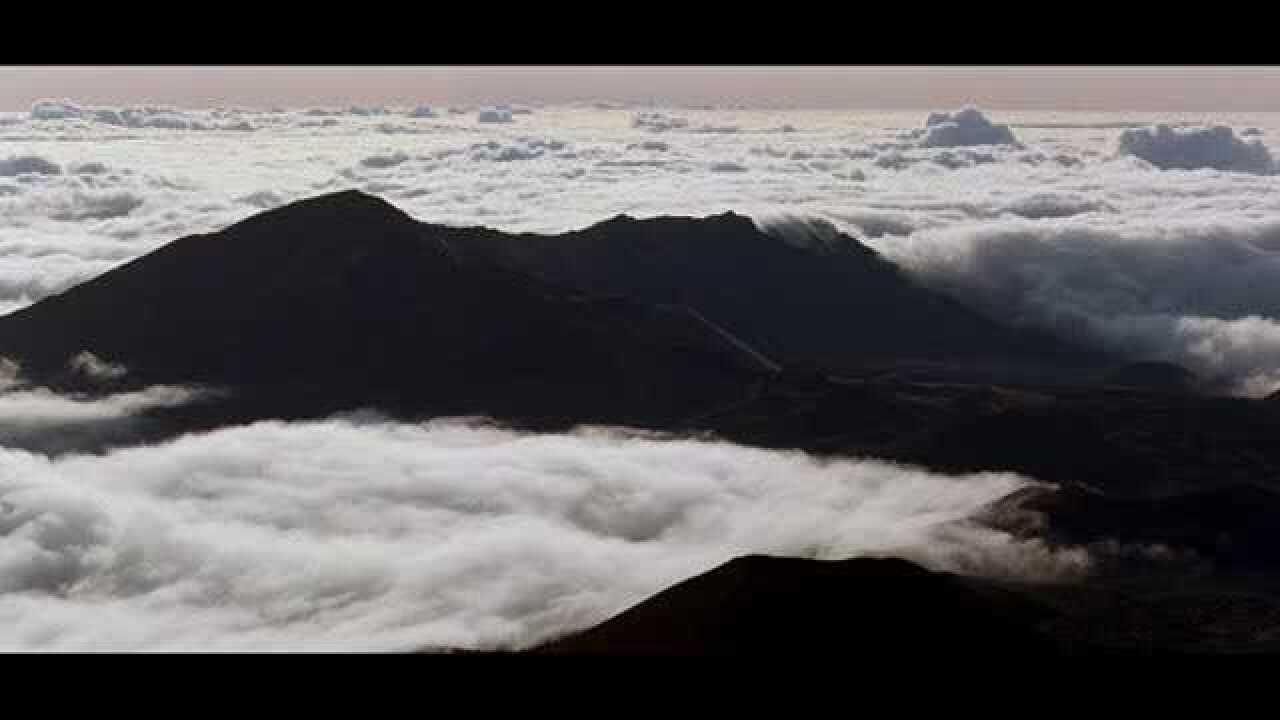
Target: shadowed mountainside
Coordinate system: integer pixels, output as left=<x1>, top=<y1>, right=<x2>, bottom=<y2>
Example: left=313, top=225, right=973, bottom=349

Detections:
left=445, top=211, right=1105, bottom=378
left=533, top=555, right=1057, bottom=656
left=527, top=553, right=1280, bottom=656
left=0, top=191, right=767, bottom=427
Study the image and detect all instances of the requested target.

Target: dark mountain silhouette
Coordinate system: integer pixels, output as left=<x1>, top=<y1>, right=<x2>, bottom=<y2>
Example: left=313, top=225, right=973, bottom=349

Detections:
left=0, top=191, right=768, bottom=427
left=695, top=374, right=1280, bottom=502
left=443, top=212, right=1106, bottom=378
left=533, top=555, right=1058, bottom=656
left=0, top=189, right=1109, bottom=437
left=1103, top=361, right=1199, bottom=394
left=988, top=482, right=1280, bottom=571
left=528, top=552, right=1280, bottom=656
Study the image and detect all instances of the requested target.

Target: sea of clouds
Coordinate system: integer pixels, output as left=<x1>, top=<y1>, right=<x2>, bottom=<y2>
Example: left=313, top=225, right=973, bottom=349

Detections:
left=4, top=101, right=1280, bottom=393
left=0, top=414, right=1085, bottom=651
left=9, top=100, right=1278, bottom=650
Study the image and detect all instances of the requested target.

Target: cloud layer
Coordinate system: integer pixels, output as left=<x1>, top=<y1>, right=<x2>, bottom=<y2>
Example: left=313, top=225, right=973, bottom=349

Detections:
left=0, top=417, right=1083, bottom=651
left=5, top=102, right=1280, bottom=392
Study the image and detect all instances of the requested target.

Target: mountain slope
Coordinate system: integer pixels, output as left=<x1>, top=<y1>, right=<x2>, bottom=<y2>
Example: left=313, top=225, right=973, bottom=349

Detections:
left=0, top=191, right=764, bottom=426
left=444, top=212, right=1104, bottom=377
left=533, top=555, right=1057, bottom=656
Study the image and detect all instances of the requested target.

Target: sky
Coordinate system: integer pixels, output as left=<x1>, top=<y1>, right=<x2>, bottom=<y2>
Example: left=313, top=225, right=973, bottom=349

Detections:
left=5, top=66, right=1280, bottom=111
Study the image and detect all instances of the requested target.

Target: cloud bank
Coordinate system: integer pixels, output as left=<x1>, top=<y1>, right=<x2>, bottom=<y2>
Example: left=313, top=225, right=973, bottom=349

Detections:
left=918, top=108, right=1018, bottom=148
left=876, top=218, right=1280, bottom=394
left=0, top=417, right=1084, bottom=651
left=1116, top=124, right=1275, bottom=174
left=6, top=101, right=1280, bottom=394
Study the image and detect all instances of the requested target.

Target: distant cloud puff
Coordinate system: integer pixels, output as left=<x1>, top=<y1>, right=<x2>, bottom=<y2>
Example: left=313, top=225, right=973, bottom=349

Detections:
left=360, top=151, right=410, bottom=169
left=919, top=108, right=1018, bottom=148
left=68, top=350, right=127, bottom=382
left=1116, top=124, right=1275, bottom=174
left=633, top=112, right=689, bottom=132
left=0, top=155, right=61, bottom=177
left=478, top=108, right=514, bottom=123
left=30, top=99, right=85, bottom=120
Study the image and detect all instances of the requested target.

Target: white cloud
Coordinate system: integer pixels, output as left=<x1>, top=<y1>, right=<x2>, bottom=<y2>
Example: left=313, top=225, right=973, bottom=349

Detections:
left=0, top=354, right=193, bottom=429
left=918, top=108, right=1018, bottom=147
left=0, top=155, right=61, bottom=177
left=1116, top=124, right=1275, bottom=174
left=633, top=112, right=689, bottom=132
left=0, top=417, right=1083, bottom=651
left=360, top=151, right=409, bottom=169
left=68, top=351, right=127, bottom=382
left=875, top=218, right=1280, bottom=394
left=477, top=108, right=514, bottom=124
left=0, top=384, right=193, bottom=426
left=30, top=99, right=85, bottom=121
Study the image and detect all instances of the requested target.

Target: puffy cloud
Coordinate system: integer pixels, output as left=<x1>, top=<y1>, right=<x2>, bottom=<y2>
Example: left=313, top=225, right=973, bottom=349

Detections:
left=237, top=190, right=286, bottom=209
left=71, top=162, right=109, bottom=175
left=46, top=192, right=145, bottom=221
left=1116, top=124, right=1275, bottom=174
left=633, top=112, right=689, bottom=132
left=693, top=124, right=740, bottom=134
left=875, top=218, right=1280, bottom=394
left=360, top=151, right=409, bottom=169
left=919, top=108, right=1018, bottom=147
left=30, top=99, right=85, bottom=121
left=754, top=214, right=857, bottom=254
left=0, top=155, right=61, bottom=177
left=68, top=351, right=127, bottom=382
left=477, top=108, right=514, bottom=124
left=1000, top=193, right=1113, bottom=219
left=931, top=149, right=998, bottom=169
left=0, top=384, right=193, bottom=427
left=0, top=417, right=1083, bottom=651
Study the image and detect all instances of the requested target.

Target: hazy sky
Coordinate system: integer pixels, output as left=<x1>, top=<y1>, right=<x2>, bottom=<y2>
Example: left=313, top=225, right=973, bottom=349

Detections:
left=4, top=66, right=1280, bottom=111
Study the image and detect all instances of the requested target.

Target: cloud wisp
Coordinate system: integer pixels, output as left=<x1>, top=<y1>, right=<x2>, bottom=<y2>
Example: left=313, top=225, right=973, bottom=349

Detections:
left=0, top=355, right=203, bottom=453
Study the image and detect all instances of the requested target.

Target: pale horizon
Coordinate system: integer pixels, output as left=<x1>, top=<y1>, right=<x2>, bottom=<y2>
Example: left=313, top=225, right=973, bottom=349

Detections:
left=5, top=65, right=1280, bottom=112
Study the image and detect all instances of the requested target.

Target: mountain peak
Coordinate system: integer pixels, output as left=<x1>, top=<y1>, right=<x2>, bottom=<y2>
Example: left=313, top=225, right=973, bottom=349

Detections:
left=223, top=188, right=417, bottom=236
left=534, top=554, right=1053, bottom=656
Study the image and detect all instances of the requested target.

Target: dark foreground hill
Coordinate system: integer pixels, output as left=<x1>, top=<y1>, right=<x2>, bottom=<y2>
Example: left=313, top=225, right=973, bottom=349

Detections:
left=533, top=555, right=1057, bottom=656
left=526, top=553, right=1280, bottom=656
